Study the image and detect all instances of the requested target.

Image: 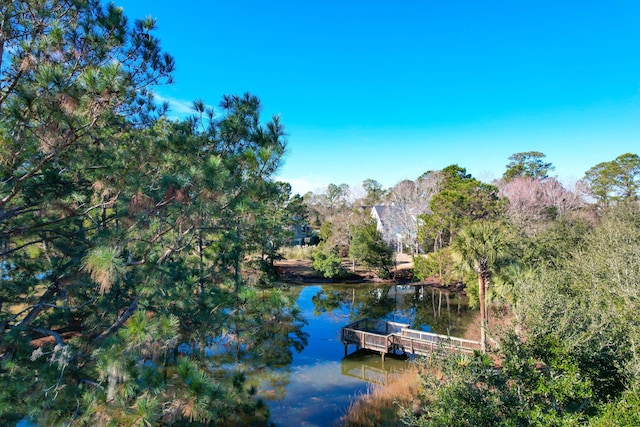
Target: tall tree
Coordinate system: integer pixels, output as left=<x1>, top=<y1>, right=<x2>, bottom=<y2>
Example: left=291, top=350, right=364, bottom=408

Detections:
left=503, top=151, right=555, bottom=182
left=0, top=2, right=293, bottom=423
left=419, top=165, right=505, bottom=251
left=246, top=181, right=308, bottom=276
left=498, top=176, right=583, bottom=231
left=452, top=221, right=510, bottom=351
left=325, top=183, right=350, bottom=214
left=615, top=153, right=640, bottom=200
left=362, top=178, right=386, bottom=206
left=385, top=174, right=440, bottom=253
left=303, top=183, right=355, bottom=255
left=581, top=153, right=640, bottom=206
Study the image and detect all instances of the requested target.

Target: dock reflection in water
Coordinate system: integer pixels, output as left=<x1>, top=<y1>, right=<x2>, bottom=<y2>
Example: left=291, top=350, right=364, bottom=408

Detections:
left=341, top=349, right=409, bottom=386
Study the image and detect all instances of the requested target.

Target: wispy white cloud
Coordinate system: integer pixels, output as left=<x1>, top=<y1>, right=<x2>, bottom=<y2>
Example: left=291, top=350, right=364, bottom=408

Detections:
left=154, top=94, right=215, bottom=118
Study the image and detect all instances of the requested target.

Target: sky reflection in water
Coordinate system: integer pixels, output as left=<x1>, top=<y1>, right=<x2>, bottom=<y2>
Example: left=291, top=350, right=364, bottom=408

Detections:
left=257, top=284, right=473, bottom=426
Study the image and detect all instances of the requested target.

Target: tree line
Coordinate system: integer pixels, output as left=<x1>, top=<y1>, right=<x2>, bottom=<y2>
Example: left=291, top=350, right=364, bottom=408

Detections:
left=305, top=155, right=640, bottom=425
left=302, top=151, right=639, bottom=280
left=400, top=202, right=640, bottom=426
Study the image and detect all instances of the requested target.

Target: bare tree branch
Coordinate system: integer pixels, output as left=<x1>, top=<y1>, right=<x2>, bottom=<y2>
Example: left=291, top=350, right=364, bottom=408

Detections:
left=34, top=327, right=66, bottom=347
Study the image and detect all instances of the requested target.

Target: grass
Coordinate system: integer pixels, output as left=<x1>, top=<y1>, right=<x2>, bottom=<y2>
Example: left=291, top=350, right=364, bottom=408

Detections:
left=341, top=366, right=422, bottom=427
left=278, top=245, right=316, bottom=260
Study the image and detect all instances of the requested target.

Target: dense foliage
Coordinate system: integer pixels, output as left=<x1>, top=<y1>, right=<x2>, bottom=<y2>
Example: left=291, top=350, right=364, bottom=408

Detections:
left=348, top=220, right=393, bottom=278
left=419, top=165, right=506, bottom=251
left=581, top=153, right=640, bottom=207
left=311, top=247, right=346, bottom=279
left=404, top=202, right=640, bottom=425
left=412, top=248, right=459, bottom=284
left=0, top=2, right=305, bottom=425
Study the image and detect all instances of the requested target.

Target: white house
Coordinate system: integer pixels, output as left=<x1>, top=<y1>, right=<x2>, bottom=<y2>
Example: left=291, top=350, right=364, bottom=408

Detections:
left=371, top=204, right=419, bottom=253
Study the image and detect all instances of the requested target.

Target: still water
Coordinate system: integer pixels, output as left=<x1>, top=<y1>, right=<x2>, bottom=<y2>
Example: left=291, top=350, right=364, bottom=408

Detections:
left=256, top=284, right=474, bottom=427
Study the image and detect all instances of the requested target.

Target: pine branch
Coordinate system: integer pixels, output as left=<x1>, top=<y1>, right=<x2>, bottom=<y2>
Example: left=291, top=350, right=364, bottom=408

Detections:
left=92, top=295, right=140, bottom=344
left=80, top=379, right=105, bottom=392
left=7, top=285, right=59, bottom=332
left=0, top=203, right=40, bottom=222
left=156, top=225, right=195, bottom=264
left=0, top=140, right=75, bottom=209
left=34, top=327, right=66, bottom=347
left=0, top=238, right=45, bottom=258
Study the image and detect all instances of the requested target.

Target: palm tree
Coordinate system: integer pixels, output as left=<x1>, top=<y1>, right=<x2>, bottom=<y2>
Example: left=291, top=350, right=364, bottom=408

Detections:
left=453, top=221, right=510, bottom=352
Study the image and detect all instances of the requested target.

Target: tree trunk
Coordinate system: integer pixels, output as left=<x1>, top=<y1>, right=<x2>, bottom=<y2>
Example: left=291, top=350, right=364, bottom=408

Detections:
left=478, top=274, right=487, bottom=352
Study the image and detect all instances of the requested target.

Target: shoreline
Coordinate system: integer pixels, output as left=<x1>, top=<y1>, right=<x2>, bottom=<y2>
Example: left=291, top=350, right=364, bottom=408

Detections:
left=273, top=256, right=466, bottom=292
left=272, top=255, right=484, bottom=425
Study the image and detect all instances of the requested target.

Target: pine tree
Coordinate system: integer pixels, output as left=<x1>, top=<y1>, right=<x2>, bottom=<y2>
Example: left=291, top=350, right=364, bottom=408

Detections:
left=0, top=2, right=298, bottom=424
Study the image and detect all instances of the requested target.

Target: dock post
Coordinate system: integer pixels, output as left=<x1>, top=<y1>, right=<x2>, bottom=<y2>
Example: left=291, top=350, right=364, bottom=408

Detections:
left=344, top=344, right=348, bottom=357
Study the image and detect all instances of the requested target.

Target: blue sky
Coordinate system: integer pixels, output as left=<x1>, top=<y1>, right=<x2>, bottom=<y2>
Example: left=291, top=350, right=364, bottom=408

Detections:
left=114, top=1, right=640, bottom=194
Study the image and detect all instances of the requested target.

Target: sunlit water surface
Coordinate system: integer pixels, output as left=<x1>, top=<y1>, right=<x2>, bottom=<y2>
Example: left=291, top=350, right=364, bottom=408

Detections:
left=257, top=284, right=474, bottom=427
left=17, top=284, right=472, bottom=427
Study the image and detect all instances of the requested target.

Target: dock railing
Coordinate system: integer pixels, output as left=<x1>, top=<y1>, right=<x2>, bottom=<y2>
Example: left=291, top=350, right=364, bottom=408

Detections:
left=341, top=321, right=393, bottom=353
left=342, top=318, right=409, bottom=335
left=341, top=318, right=482, bottom=357
left=399, top=328, right=482, bottom=353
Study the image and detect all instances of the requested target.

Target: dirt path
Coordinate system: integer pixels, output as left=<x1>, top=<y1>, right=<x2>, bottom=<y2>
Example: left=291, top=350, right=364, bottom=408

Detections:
left=274, top=253, right=416, bottom=284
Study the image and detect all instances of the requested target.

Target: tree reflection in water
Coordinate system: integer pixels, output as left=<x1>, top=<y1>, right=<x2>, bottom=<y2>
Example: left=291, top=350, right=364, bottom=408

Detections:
left=406, top=285, right=470, bottom=336
left=202, top=284, right=473, bottom=425
left=312, top=285, right=396, bottom=321
left=208, top=287, right=309, bottom=401
left=311, top=284, right=473, bottom=336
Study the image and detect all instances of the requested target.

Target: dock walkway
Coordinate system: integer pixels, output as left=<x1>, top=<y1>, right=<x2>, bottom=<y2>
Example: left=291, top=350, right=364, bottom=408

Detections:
left=341, top=318, right=481, bottom=359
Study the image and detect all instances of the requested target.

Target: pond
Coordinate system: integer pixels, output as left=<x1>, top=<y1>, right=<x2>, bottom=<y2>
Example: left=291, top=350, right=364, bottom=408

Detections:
left=254, top=284, right=475, bottom=427
left=16, top=283, right=473, bottom=427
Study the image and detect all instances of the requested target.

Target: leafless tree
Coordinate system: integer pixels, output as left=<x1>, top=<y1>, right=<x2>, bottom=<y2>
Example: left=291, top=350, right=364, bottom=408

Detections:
left=383, top=173, right=442, bottom=253
left=498, top=177, right=583, bottom=233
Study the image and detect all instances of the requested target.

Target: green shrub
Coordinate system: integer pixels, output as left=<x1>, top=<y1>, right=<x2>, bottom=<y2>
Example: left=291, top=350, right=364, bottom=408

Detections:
left=311, top=248, right=346, bottom=278
left=413, top=248, right=460, bottom=285
left=348, top=221, right=393, bottom=278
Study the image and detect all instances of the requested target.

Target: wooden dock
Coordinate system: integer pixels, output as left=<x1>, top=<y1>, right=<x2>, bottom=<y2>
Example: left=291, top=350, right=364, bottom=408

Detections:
left=341, top=318, right=481, bottom=359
